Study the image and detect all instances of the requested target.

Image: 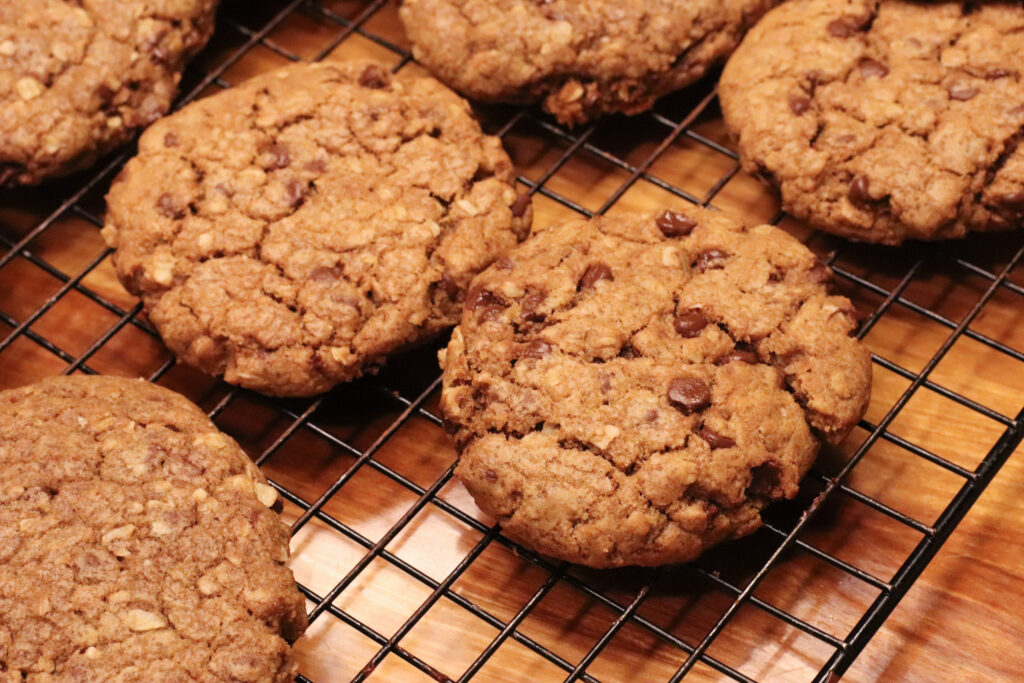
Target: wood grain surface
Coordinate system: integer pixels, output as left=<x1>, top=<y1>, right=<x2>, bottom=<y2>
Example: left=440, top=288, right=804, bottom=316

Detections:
left=1, top=2, right=1022, bottom=682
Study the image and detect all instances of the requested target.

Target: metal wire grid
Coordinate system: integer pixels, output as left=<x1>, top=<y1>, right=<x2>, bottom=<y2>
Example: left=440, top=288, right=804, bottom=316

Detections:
left=0, top=0, right=1022, bottom=680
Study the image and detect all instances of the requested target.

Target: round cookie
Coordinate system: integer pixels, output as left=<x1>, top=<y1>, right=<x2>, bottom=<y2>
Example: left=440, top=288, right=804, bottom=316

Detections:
left=439, top=207, right=872, bottom=567
left=400, top=0, right=779, bottom=125
left=0, top=375, right=306, bottom=681
left=720, top=0, right=1024, bottom=244
left=0, top=0, right=217, bottom=186
left=103, top=60, right=532, bottom=397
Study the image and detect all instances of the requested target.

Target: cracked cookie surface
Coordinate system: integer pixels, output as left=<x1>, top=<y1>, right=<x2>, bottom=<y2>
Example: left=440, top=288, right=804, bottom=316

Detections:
left=439, top=208, right=871, bottom=567
left=400, top=0, right=778, bottom=125
left=0, top=0, right=217, bottom=186
left=720, top=0, right=1024, bottom=244
left=103, top=60, right=531, bottom=397
left=0, top=375, right=306, bottom=682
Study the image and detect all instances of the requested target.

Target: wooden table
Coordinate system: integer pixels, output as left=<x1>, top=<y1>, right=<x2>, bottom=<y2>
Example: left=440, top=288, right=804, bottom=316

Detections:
left=1, top=1, right=1022, bottom=681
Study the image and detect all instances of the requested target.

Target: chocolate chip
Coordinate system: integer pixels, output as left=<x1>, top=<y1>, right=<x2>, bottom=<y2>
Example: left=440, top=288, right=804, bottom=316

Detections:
left=163, top=131, right=179, bottom=148
left=857, top=57, right=889, bottom=78
left=310, top=265, right=344, bottom=282
left=157, top=193, right=185, bottom=219
left=438, top=270, right=460, bottom=299
left=788, top=94, right=812, bottom=115
left=827, top=18, right=857, bottom=38
left=668, top=377, right=711, bottom=414
left=467, top=287, right=502, bottom=311
left=442, top=419, right=460, bottom=435
left=674, top=309, right=708, bottom=338
left=511, top=193, right=531, bottom=217
left=700, top=427, right=736, bottom=450
left=848, top=175, right=874, bottom=208
left=999, top=190, right=1024, bottom=211
left=715, top=347, right=759, bottom=365
left=262, top=141, right=290, bottom=169
left=358, top=64, right=389, bottom=89
left=520, top=291, right=546, bottom=322
left=644, top=409, right=659, bottom=423
left=484, top=469, right=498, bottom=482
left=948, top=84, right=979, bottom=101
left=655, top=210, right=697, bottom=237
left=304, top=158, right=328, bottom=174
left=985, top=67, right=1014, bottom=80
left=579, top=262, right=613, bottom=290
left=495, top=257, right=515, bottom=271
left=695, top=249, right=729, bottom=273
left=747, top=463, right=781, bottom=497
left=285, top=178, right=306, bottom=207
left=522, top=340, right=552, bottom=359
left=618, top=343, right=641, bottom=359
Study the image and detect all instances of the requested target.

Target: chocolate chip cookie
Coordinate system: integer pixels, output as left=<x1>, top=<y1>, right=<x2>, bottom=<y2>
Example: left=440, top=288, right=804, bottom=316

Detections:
left=0, top=375, right=306, bottom=681
left=103, top=60, right=531, bottom=397
left=0, top=0, right=217, bottom=186
left=439, top=207, right=871, bottom=567
left=400, top=0, right=779, bottom=125
left=720, top=0, right=1024, bottom=244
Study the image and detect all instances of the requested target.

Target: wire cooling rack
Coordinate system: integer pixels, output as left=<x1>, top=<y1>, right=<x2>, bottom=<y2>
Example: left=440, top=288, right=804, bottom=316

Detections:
left=2, top=1, right=1023, bottom=681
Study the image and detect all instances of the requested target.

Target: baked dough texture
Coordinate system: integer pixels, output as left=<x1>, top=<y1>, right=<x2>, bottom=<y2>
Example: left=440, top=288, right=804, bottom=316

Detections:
left=0, top=0, right=217, bottom=186
left=103, top=60, right=531, bottom=397
left=400, top=0, right=779, bottom=125
left=720, top=0, right=1024, bottom=244
left=0, top=375, right=307, bottom=682
left=440, top=207, right=872, bottom=567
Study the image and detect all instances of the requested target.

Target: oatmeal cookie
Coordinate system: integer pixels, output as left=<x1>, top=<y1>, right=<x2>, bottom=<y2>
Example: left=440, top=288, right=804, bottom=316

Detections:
left=103, top=60, right=531, bottom=396
left=400, top=0, right=778, bottom=125
left=0, top=375, right=307, bottom=681
left=720, top=0, right=1024, bottom=244
left=0, top=0, right=217, bottom=186
left=439, top=207, right=872, bottom=567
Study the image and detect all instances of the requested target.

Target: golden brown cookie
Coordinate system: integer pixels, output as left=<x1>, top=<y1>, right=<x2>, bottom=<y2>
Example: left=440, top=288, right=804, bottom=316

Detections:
left=440, top=207, right=872, bottom=567
left=0, top=375, right=306, bottom=681
left=720, top=0, right=1024, bottom=244
left=400, top=0, right=779, bottom=125
left=103, top=60, right=531, bottom=397
left=0, top=0, right=217, bottom=186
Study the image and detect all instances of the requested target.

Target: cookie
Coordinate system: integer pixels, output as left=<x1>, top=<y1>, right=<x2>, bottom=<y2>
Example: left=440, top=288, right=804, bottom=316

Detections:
left=400, top=0, right=779, bottom=125
left=103, top=60, right=531, bottom=397
left=0, top=0, right=217, bottom=186
left=439, top=207, right=872, bottom=567
left=720, top=0, right=1024, bottom=245
left=0, top=375, right=306, bottom=681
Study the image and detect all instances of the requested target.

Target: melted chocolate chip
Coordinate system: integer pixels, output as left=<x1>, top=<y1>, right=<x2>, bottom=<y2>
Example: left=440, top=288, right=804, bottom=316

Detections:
left=157, top=193, right=185, bottom=219
left=285, top=178, right=306, bottom=207
left=695, top=249, right=729, bottom=273
left=467, top=287, right=503, bottom=311
left=511, top=193, right=531, bottom=217
left=674, top=309, right=708, bottom=338
left=358, top=64, right=389, bottom=89
left=715, top=347, right=759, bottom=365
left=579, top=262, right=614, bottom=290
left=310, top=265, right=344, bottom=282
left=163, top=131, right=179, bottom=148
left=656, top=210, right=698, bottom=237
left=826, top=12, right=870, bottom=38
left=788, top=94, right=812, bottom=115
left=520, top=291, right=546, bottom=322
left=522, top=340, right=552, bottom=359
left=262, top=141, right=290, bottom=169
left=484, top=469, right=498, bottom=482
left=442, top=418, right=460, bottom=435
left=644, top=409, right=659, bottom=423
left=948, top=84, right=979, bottom=101
left=848, top=175, right=874, bottom=208
left=857, top=57, right=889, bottom=78
left=667, top=377, right=711, bottom=414
left=700, top=427, right=736, bottom=450
left=304, top=158, right=328, bottom=174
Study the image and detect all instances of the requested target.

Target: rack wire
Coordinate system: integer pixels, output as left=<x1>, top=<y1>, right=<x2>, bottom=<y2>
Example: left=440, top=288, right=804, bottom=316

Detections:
left=1, top=1, right=1023, bottom=681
